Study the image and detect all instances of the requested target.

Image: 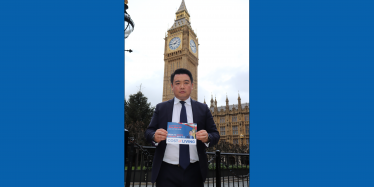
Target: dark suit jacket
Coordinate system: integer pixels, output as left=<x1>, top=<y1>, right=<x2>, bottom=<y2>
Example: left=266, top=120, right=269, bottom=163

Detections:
left=186, top=135, right=194, bottom=139
left=145, top=98, right=220, bottom=183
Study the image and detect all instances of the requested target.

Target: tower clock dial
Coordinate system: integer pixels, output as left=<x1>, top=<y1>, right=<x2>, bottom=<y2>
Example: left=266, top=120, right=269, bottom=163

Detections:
left=190, top=39, right=197, bottom=53
left=169, top=37, right=181, bottom=50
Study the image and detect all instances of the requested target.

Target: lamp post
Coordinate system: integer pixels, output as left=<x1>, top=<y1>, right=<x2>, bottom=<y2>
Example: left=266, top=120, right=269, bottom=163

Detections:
left=124, top=0, right=134, bottom=53
left=124, top=0, right=134, bottom=39
left=240, top=134, right=244, bottom=146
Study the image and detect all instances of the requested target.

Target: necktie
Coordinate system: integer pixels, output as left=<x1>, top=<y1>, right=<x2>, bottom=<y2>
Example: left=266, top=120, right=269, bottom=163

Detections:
left=179, top=101, right=190, bottom=169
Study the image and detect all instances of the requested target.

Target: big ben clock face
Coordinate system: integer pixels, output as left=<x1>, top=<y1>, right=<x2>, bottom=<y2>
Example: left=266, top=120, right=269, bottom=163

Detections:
left=169, top=37, right=181, bottom=50
left=190, top=39, right=197, bottom=53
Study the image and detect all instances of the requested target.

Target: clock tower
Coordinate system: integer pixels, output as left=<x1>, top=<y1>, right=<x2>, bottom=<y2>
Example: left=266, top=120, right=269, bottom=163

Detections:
left=162, top=0, right=199, bottom=102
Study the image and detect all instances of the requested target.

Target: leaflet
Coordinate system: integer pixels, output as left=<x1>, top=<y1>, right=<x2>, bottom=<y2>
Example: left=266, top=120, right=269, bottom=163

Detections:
left=166, top=122, right=197, bottom=145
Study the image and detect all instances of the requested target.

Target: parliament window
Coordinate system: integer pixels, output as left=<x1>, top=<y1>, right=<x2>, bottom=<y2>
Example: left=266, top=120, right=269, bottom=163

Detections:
left=245, top=125, right=249, bottom=134
left=220, top=117, right=225, bottom=123
left=232, top=116, right=237, bottom=122
left=232, top=126, right=238, bottom=135
left=220, top=127, right=225, bottom=135
left=245, top=115, right=249, bottom=121
left=246, top=139, right=249, bottom=145
left=233, top=139, right=238, bottom=144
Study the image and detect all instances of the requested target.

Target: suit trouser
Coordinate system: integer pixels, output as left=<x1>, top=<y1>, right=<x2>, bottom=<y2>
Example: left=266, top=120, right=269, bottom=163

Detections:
left=156, top=161, right=204, bottom=187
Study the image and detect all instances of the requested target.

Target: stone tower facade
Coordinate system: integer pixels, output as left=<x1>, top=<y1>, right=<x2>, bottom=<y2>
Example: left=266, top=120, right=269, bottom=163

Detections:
left=162, top=0, right=199, bottom=102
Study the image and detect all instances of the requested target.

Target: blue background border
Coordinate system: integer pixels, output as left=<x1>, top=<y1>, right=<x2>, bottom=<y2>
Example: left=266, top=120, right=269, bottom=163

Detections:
left=0, top=1, right=124, bottom=186
left=251, top=0, right=374, bottom=186
left=1, top=0, right=374, bottom=186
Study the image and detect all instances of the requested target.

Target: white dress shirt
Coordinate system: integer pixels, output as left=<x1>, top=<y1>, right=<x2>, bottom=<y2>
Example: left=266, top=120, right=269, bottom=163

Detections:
left=163, top=97, right=199, bottom=164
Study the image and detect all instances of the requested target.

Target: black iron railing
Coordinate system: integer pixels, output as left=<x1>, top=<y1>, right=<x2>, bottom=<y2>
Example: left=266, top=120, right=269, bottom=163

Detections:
left=125, top=139, right=249, bottom=187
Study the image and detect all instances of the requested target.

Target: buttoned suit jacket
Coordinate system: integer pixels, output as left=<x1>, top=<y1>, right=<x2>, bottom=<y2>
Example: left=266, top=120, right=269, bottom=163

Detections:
left=145, top=98, right=220, bottom=183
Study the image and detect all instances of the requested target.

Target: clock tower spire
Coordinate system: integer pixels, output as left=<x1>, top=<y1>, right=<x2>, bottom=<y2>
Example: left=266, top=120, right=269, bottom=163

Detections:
left=162, top=0, right=199, bottom=102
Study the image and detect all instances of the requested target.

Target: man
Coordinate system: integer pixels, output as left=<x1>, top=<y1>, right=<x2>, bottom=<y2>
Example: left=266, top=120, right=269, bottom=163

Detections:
left=186, top=130, right=194, bottom=139
left=145, top=68, right=220, bottom=187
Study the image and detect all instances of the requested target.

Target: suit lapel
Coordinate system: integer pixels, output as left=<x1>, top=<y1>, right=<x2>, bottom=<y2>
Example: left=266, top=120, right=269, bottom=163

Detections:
left=167, top=98, right=174, bottom=123
left=191, top=99, right=200, bottom=131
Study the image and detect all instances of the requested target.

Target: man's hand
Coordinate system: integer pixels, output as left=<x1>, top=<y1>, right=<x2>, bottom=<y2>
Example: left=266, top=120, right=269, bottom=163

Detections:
left=154, top=128, right=168, bottom=143
left=196, top=130, right=209, bottom=143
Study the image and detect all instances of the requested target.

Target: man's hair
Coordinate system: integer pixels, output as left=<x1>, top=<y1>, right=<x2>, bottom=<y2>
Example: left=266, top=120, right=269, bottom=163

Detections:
left=170, top=68, right=193, bottom=84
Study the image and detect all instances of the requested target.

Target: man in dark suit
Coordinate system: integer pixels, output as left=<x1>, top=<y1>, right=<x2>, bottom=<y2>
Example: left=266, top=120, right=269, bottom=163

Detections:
left=145, top=68, right=220, bottom=187
left=186, top=130, right=194, bottom=139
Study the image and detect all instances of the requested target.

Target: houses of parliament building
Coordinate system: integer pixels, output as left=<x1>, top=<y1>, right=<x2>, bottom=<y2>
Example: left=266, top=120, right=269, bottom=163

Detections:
left=162, top=0, right=249, bottom=146
left=205, top=95, right=249, bottom=146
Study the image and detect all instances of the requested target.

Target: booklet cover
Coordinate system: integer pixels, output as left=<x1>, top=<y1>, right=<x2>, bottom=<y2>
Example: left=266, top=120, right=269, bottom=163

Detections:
left=166, top=122, right=197, bottom=145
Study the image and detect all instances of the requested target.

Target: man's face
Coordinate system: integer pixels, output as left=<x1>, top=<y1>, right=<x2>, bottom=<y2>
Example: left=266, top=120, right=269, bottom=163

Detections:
left=171, top=74, right=193, bottom=101
left=189, top=131, right=192, bottom=135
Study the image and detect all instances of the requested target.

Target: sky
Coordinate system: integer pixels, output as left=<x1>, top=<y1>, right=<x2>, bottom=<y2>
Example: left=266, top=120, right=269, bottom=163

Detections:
left=125, top=0, right=249, bottom=107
